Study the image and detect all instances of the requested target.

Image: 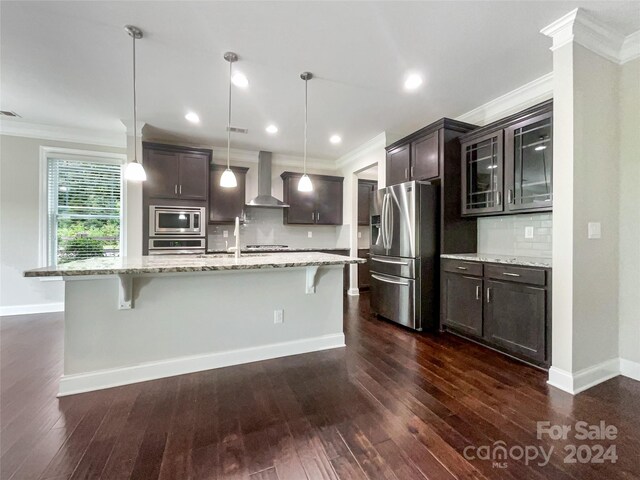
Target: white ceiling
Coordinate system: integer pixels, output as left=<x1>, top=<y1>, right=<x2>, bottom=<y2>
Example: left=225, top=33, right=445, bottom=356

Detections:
left=2, top=1, right=639, bottom=160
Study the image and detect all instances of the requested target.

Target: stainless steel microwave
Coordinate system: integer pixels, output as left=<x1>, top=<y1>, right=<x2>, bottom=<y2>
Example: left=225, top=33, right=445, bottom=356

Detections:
left=149, top=206, right=206, bottom=236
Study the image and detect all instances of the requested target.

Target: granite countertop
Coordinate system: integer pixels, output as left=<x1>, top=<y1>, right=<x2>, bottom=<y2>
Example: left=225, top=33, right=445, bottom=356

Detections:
left=440, top=253, right=552, bottom=268
left=24, top=252, right=365, bottom=278
left=206, top=247, right=351, bottom=254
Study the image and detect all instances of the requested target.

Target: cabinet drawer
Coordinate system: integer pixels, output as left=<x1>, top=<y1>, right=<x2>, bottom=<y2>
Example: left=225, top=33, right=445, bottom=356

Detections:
left=442, top=259, right=483, bottom=277
left=485, top=264, right=546, bottom=286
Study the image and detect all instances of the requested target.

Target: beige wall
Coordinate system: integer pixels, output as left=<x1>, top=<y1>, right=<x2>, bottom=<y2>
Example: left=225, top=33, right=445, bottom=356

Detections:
left=618, top=58, right=640, bottom=365
left=551, top=42, right=624, bottom=382
left=0, top=134, right=126, bottom=312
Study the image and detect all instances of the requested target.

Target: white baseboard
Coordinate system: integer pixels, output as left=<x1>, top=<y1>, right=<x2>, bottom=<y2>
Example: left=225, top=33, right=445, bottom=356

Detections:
left=0, top=302, right=64, bottom=317
left=58, top=333, right=345, bottom=397
left=347, top=288, right=360, bottom=296
left=620, top=358, right=640, bottom=382
left=548, top=358, right=621, bottom=394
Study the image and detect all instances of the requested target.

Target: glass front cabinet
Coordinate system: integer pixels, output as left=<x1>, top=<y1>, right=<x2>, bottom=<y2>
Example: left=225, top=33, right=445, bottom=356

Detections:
left=461, top=131, right=504, bottom=215
left=461, top=100, right=553, bottom=217
left=505, top=111, right=553, bottom=211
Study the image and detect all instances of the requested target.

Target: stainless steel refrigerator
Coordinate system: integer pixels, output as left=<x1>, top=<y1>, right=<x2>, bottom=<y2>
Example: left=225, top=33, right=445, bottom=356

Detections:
left=369, top=181, right=438, bottom=331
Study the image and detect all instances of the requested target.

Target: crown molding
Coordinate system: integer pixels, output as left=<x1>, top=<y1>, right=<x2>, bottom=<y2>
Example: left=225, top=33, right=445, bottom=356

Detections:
left=0, top=118, right=126, bottom=148
left=456, top=73, right=553, bottom=126
left=620, top=31, right=640, bottom=64
left=541, top=8, right=639, bottom=65
left=335, top=132, right=386, bottom=170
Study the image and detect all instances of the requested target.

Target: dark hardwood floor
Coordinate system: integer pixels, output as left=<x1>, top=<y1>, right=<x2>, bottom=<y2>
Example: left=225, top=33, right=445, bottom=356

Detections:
left=2, top=293, right=640, bottom=480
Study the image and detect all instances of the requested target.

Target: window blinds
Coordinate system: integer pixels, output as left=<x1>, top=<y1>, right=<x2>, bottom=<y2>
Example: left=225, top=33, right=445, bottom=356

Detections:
left=47, top=158, right=122, bottom=265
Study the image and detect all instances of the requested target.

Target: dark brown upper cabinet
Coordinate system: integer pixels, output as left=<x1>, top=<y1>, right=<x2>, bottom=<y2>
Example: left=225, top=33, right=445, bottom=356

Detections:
left=357, top=180, right=377, bottom=226
left=459, top=100, right=553, bottom=217
left=142, top=143, right=211, bottom=201
left=505, top=110, right=553, bottom=212
left=386, top=144, right=411, bottom=185
left=411, top=131, right=439, bottom=180
left=209, top=164, right=249, bottom=224
left=461, top=130, right=504, bottom=215
left=384, top=118, right=478, bottom=255
left=281, top=172, right=344, bottom=225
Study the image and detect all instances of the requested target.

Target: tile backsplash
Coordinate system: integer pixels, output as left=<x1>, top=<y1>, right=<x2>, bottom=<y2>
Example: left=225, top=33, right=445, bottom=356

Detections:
left=207, top=207, right=341, bottom=250
left=477, top=213, right=552, bottom=258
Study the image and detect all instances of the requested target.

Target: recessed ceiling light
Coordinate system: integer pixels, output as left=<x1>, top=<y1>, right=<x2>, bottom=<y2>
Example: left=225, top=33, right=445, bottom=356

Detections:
left=404, top=73, right=423, bottom=91
left=329, top=135, right=342, bottom=144
left=185, top=112, right=200, bottom=123
left=265, top=124, right=278, bottom=134
left=534, top=145, right=547, bottom=151
left=231, top=72, right=249, bottom=88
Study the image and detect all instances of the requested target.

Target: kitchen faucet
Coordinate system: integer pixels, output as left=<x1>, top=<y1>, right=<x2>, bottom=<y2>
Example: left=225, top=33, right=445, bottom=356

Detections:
left=227, top=216, right=241, bottom=259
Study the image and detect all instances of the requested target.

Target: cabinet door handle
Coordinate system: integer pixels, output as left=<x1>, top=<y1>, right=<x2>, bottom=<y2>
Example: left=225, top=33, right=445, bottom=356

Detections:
left=476, top=285, right=480, bottom=300
left=507, top=189, right=514, bottom=204
left=179, top=184, right=182, bottom=195
left=456, top=266, right=467, bottom=270
left=317, top=212, right=320, bottom=222
left=496, top=191, right=502, bottom=205
left=404, top=168, right=408, bottom=179
left=486, top=287, right=491, bottom=303
left=311, top=212, right=315, bottom=221
left=174, top=184, right=178, bottom=194
left=411, top=166, right=414, bottom=178
left=502, top=272, right=520, bottom=277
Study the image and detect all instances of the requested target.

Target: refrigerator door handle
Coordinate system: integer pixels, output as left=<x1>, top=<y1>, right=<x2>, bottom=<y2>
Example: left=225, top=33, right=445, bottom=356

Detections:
left=371, top=273, right=410, bottom=286
left=382, top=193, right=390, bottom=250
left=371, top=256, right=409, bottom=266
left=387, top=193, right=394, bottom=249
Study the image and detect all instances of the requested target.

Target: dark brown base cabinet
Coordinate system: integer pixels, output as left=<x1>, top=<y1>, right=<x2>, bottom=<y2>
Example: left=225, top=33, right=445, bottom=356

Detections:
left=357, top=249, right=370, bottom=289
left=441, top=259, right=551, bottom=368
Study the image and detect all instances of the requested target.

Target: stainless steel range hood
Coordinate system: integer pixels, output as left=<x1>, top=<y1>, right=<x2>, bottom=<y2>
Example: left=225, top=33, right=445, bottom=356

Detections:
left=246, top=151, right=289, bottom=208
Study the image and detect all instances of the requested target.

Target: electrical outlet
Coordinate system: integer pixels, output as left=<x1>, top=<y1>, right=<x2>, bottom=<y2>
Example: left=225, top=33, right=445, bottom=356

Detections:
left=588, top=222, right=601, bottom=239
left=525, top=226, right=534, bottom=239
left=274, top=309, right=284, bottom=324
left=223, top=230, right=228, bottom=238
left=358, top=231, right=362, bottom=239
left=308, top=231, right=313, bottom=238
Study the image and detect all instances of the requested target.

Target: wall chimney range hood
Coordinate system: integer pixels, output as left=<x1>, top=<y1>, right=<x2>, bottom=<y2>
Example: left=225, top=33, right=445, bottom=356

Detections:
left=246, top=151, right=289, bottom=208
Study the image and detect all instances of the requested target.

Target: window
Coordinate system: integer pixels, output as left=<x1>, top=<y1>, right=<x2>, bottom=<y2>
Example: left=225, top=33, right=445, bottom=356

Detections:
left=44, top=151, right=125, bottom=265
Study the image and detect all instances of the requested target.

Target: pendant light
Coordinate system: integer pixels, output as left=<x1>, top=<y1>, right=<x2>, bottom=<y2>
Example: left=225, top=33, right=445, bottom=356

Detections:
left=298, top=72, right=313, bottom=192
left=123, top=25, right=146, bottom=182
left=220, top=52, right=239, bottom=188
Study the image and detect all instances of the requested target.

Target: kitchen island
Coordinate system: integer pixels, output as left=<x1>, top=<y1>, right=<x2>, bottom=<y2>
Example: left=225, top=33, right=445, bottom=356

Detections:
left=25, top=252, right=363, bottom=396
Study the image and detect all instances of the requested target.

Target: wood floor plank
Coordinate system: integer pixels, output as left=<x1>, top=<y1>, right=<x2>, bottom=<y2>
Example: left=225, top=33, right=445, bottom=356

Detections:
left=2, top=294, right=639, bottom=480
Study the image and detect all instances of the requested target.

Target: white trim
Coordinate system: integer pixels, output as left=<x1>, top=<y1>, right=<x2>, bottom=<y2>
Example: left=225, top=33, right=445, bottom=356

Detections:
left=0, top=119, right=125, bottom=147
left=620, top=31, right=640, bottom=64
left=0, top=302, right=64, bottom=317
left=58, top=333, right=345, bottom=396
left=38, top=146, right=128, bottom=267
left=620, top=358, right=640, bottom=382
left=456, top=73, right=553, bottom=126
left=335, top=132, right=387, bottom=170
left=541, top=8, right=639, bottom=65
left=347, top=287, right=360, bottom=296
left=548, top=358, right=620, bottom=394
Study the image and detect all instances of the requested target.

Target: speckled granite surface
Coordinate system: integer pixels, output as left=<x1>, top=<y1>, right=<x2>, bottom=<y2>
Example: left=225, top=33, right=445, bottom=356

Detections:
left=206, top=247, right=350, bottom=254
left=440, top=253, right=552, bottom=268
left=24, top=252, right=365, bottom=277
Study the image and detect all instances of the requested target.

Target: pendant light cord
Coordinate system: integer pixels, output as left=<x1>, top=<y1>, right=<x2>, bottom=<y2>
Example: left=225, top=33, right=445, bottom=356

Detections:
left=303, top=77, right=308, bottom=175
left=227, top=59, right=232, bottom=169
left=132, top=34, right=138, bottom=164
